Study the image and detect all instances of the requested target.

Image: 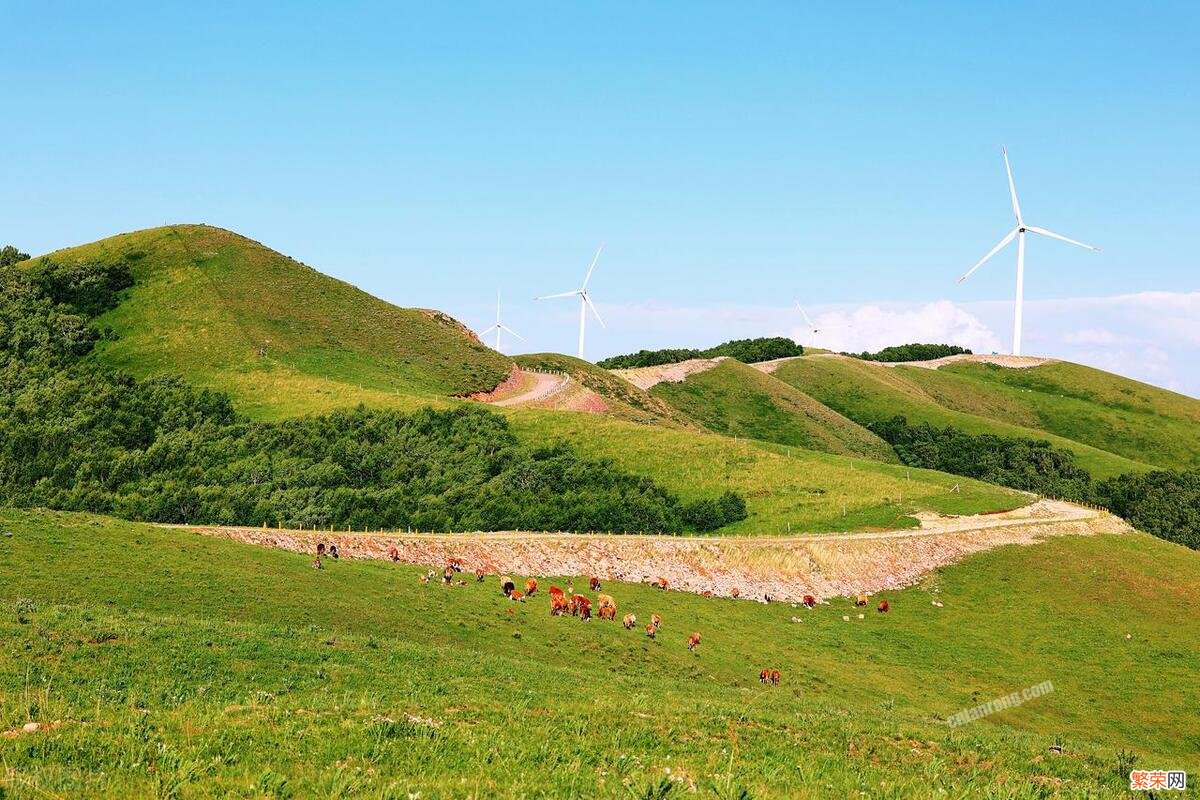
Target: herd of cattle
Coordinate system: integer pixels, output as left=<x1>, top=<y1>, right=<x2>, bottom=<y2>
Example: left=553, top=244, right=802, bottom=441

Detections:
left=387, top=546, right=893, bottom=686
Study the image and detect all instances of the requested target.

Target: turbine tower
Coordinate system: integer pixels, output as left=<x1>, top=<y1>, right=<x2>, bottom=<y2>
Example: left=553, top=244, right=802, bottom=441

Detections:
left=479, top=290, right=524, bottom=353
left=958, top=147, right=1100, bottom=356
left=534, top=245, right=606, bottom=360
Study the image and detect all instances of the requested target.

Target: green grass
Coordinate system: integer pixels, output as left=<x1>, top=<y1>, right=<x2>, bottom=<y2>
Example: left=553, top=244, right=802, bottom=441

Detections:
left=32, top=225, right=511, bottom=419
left=506, top=410, right=1027, bottom=533
left=648, top=359, right=897, bottom=462
left=2, top=509, right=1197, bottom=797
left=772, top=357, right=1158, bottom=479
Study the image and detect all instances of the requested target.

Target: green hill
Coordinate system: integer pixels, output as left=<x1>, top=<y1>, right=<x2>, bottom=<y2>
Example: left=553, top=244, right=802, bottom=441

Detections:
left=646, top=358, right=898, bottom=462
left=2, top=508, right=1196, bottom=797
left=771, top=356, right=1163, bottom=479
left=30, top=225, right=512, bottom=419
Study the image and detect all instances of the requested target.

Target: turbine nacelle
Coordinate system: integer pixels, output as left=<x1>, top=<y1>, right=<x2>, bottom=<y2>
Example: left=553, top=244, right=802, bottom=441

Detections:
left=534, top=245, right=606, bottom=360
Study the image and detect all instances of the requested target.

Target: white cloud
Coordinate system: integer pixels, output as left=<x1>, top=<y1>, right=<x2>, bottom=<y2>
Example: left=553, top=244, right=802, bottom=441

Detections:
left=799, top=301, right=1002, bottom=354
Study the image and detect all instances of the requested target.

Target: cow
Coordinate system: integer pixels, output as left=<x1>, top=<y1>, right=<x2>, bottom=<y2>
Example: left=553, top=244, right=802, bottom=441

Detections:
left=418, top=574, right=428, bottom=584
left=597, top=594, right=616, bottom=621
left=645, top=623, right=657, bottom=639
left=447, top=558, right=464, bottom=573
left=572, top=595, right=592, bottom=621
left=855, top=593, right=868, bottom=607
left=623, top=613, right=637, bottom=630
left=589, top=576, right=601, bottom=592
left=687, top=632, right=701, bottom=651
left=509, top=590, right=525, bottom=603
left=312, top=556, right=323, bottom=570
left=501, top=576, right=515, bottom=597
left=803, top=595, right=816, bottom=608
left=730, top=587, right=740, bottom=598
left=877, top=599, right=890, bottom=613
left=524, top=578, right=538, bottom=596
left=475, top=568, right=486, bottom=582
left=653, top=577, right=669, bottom=591
left=759, top=668, right=770, bottom=684
left=443, top=567, right=454, bottom=585
left=650, top=613, right=662, bottom=629
left=770, top=669, right=780, bottom=686
left=701, top=590, right=713, bottom=598
left=317, top=543, right=326, bottom=556
left=388, top=545, right=400, bottom=562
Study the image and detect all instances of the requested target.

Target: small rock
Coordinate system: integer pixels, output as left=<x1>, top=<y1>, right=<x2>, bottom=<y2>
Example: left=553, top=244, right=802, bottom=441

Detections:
left=22, top=722, right=39, bottom=733
left=842, top=615, right=850, bottom=622
left=1125, top=634, right=1132, bottom=640
left=857, top=613, right=865, bottom=619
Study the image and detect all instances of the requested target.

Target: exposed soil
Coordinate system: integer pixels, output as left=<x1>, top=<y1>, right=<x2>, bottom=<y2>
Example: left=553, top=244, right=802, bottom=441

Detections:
left=171, top=500, right=1127, bottom=603
left=611, top=357, right=727, bottom=390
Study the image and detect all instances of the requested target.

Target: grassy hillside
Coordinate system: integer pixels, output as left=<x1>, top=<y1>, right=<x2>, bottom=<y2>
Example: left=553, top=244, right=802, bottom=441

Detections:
left=506, top=410, right=1025, bottom=533
left=772, top=357, right=1157, bottom=479
left=2, top=509, right=1197, bottom=797
left=31, top=225, right=511, bottom=419
left=648, top=359, right=898, bottom=462
left=514, top=352, right=695, bottom=427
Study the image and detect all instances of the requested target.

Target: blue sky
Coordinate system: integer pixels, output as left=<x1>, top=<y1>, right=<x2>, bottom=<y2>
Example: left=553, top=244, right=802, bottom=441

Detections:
left=4, top=2, right=1198, bottom=393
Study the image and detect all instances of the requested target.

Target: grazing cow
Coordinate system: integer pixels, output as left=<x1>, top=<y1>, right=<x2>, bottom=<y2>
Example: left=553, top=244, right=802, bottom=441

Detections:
left=855, top=593, right=868, bottom=607
left=509, top=590, right=525, bottom=603
left=475, top=568, right=486, bottom=582
left=572, top=595, right=592, bottom=621
left=589, top=576, right=601, bottom=592
left=877, top=599, right=890, bottom=613
left=312, top=556, right=322, bottom=570
left=317, top=543, right=326, bottom=556
left=597, top=594, right=616, bottom=621
left=651, top=613, right=662, bottom=629
left=730, top=587, right=740, bottom=598
left=687, top=632, right=701, bottom=651
left=329, top=545, right=339, bottom=560
left=645, top=623, right=657, bottom=639
left=653, top=577, right=669, bottom=591
left=759, top=668, right=770, bottom=684
left=388, top=545, right=400, bottom=562
left=525, top=578, right=538, bottom=596
left=443, top=567, right=454, bottom=585
left=501, top=576, right=515, bottom=597
left=418, top=575, right=428, bottom=584
left=702, top=590, right=713, bottom=598
left=623, top=613, right=637, bottom=630
left=770, top=669, right=780, bottom=686
left=803, top=595, right=816, bottom=608
left=447, top=558, right=464, bottom=573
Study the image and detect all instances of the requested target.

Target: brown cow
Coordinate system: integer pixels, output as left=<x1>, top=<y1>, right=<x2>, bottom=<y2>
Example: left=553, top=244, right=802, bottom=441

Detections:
left=572, top=595, right=592, bottom=621
left=501, top=576, right=515, bottom=597
left=525, top=578, right=538, bottom=596
left=803, top=595, right=816, bottom=608
left=443, top=567, right=454, bottom=585
left=701, top=590, right=713, bottom=598
left=388, top=545, right=399, bottom=562
left=650, top=613, right=662, bottom=629
left=653, top=577, right=669, bottom=591
left=878, top=599, right=890, bottom=613
left=771, top=669, right=780, bottom=686
left=687, top=632, right=701, bottom=651
left=855, top=592, right=868, bottom=607
left=549, top=588, right=570, bottom=616
left=645, top=623, right=657, bottom=639
left=730, top=587, right=740, bottom=598
left=589, top=576, right=601, bottom=592
left=596, top=594, right=616, bottom=621
left=622, top=613, right=637, bottom=630
left=475, top=568, right=486, bottom=582
left=759, top=668, right=770, bottom=684
left=447, top=558, right=464, bottom=573
left=509, top=590, right=525, bottom=603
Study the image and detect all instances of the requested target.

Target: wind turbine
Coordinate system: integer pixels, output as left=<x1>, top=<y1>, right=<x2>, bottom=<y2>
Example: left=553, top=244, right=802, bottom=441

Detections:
left=479, top=290, right=525, bottom=353
left=795, top=302, right=820, bottom=347
left=534, top=245, right=606, bottom=360
left=958, top=147, right=1100, bottom=356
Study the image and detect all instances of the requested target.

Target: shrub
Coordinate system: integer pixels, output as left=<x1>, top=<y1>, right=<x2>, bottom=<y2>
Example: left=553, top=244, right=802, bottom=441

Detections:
left=850, top=344, right=972, bottom=362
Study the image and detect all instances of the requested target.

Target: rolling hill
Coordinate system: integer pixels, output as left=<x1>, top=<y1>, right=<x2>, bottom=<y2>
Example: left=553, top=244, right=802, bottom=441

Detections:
left=30, top=225, right=512, bottom=419
left=2, top=507, right=1197, bottom=797
left=767, top=355, right=1176, bottom=479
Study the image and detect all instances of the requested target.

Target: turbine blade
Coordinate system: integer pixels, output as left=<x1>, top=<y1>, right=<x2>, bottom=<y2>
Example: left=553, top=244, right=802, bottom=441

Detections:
left=583, top=294, right=606, bottom=328
left=1024, top=225, right=1101, bottom=252
left=958, top=228, right=1018, bottom=283
left=1002, top=146, right=1023, bottom=225
left=581, top=244, right=604, bottom=290
left=795, top=301, right=814, bottom=328
left=498, top=324, right=526, bottom=342
left=480, top=323, right=499, bottom=335
left=534, top=290, right=580, bottom=301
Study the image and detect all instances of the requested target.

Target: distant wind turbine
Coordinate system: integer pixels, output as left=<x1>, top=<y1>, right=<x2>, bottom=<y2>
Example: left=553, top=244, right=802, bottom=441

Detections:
left=795, top=301, right=850, bottom=349
left=479, top=290, right=524, bottom=353
left=534, top=245, right=606, bottom=360
left=958, top=147, right=1100, bottom=356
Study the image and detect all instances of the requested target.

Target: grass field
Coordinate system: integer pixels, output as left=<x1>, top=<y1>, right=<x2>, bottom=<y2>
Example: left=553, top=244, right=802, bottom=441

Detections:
left=33, top=225, right=511, bottom=419
left=2, top=509, right=1197, bottom=798
left=648, top=359, right=897, bottom=462
left=771, top=357, right=1160, bottom=479
left=506, top=410, right=1027, bottom=533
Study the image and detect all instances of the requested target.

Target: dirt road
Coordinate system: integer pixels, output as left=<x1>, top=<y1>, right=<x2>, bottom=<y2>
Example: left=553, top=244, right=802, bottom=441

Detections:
left=170, top=499, right=1127, bottom=603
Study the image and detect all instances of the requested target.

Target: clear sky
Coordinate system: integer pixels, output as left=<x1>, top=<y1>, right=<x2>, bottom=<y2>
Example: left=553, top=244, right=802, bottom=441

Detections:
left=5, top=2, right=1198, bottom=393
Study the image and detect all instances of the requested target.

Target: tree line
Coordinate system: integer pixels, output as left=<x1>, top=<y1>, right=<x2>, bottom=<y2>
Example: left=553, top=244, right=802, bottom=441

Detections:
left=597, top=337, right=803, bottom=369
left=0, top=250, right=747, bottom=534
left=849, top=343, right=972, bottom=362
left=871, top=416, right=1200, bottom=550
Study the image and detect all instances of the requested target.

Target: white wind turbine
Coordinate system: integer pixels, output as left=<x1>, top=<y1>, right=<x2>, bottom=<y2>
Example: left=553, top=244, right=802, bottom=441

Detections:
left=534, top=245, right=606, bottom=360
left=958, top=146, right=1100, bottom=356
left=479, top=290, right=525, bottom=353
left=795, top=301, right=850, bottom=349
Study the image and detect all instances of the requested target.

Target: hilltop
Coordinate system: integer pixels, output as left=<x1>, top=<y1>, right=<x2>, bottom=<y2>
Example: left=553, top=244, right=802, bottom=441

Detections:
left=31, top=225, right=513, bottom=418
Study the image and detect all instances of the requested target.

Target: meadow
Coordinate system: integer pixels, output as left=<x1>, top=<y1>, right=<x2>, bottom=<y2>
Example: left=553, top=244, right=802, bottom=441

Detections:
left=2, top=509, right=1197, bottom=798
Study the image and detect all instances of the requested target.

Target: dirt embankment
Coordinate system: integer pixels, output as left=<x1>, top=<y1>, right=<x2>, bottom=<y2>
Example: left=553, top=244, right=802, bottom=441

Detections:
left=611, top=357, right=727, bottom=390
left=887, top=353, right=1057, bottom=370
left=173, top=500, right=1127, bottom=603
